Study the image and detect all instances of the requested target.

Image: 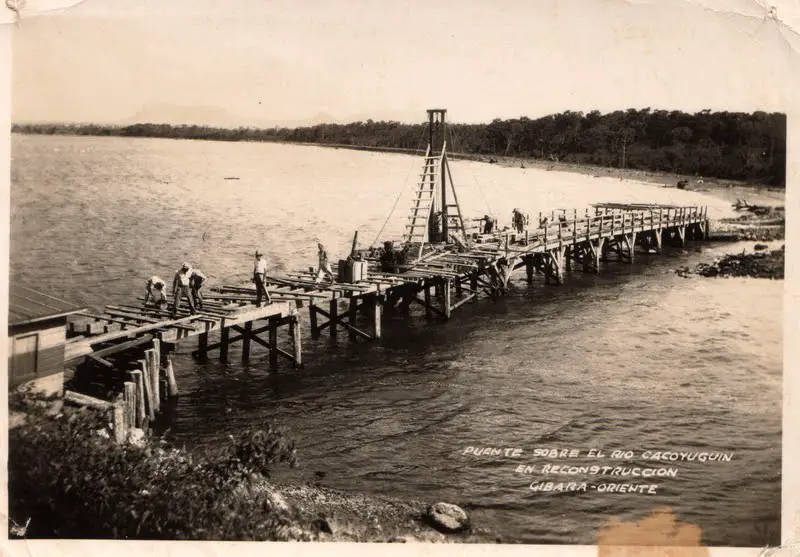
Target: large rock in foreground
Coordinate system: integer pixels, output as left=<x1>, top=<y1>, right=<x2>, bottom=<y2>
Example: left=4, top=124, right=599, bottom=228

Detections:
left=425, top=502, right=470, bottom=533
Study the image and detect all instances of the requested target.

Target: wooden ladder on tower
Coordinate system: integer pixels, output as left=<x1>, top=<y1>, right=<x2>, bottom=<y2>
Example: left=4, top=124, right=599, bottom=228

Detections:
left=403, top=145, right=440, bottom=257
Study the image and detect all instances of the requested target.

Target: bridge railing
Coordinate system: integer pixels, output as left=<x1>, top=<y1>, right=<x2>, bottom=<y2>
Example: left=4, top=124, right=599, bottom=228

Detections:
left=518, top=205, right=706, bottom=250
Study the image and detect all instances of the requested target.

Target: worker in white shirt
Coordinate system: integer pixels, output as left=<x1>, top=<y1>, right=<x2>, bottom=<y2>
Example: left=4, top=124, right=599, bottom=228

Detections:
left=253, top=250, right=271, bottom=307
left=315, top=243, right=336, bottom=285
left=144, top=276, right=167, bottom=309
left=172, top=262, right=196, bottom=318
left=189, top=268, right=207, bottom=310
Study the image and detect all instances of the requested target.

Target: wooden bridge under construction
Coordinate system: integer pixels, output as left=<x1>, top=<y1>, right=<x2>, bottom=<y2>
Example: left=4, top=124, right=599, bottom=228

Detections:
left=66, top=201, right=709, bottom=372
left=62, top=109, right=711, bottom=427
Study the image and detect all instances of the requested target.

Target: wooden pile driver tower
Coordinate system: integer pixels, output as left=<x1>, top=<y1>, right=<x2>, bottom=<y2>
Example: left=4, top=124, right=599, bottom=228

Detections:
left=402, top=109, right=469, bottom=261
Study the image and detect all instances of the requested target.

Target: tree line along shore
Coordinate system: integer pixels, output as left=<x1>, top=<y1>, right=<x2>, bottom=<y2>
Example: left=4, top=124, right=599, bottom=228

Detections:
left=13, top=109, right=786, bottom=187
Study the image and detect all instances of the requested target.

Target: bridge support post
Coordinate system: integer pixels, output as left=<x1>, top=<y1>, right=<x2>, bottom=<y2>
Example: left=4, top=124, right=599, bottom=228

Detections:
left=443, top=279, right=452, bottom=319
left=219, top=325, right=229, bottom=362
left=555, top=247, right=565, bottom=284
left=677, top=226, right=686, bottom=247
left=242, top=321, right=252, bottom=362
left=424, top=282, right=432, bottom=318
left=348, top=298, right=358, bottom=341
left=371, top=296, right=382, bottom=339
left=621, top=232, right=637, bottom=264
left=526, top=256, right=534, bottom=284
left=268, top=317, right=278, bottom=371
left=565, top=246, right=572, bottom=271
left=309, top=302, right=319, bottom=336
left=198, top=329, right=208, bottom=360
left=329, top=298, right=338, bottom=338
left=704, top=219, right=710, bottom=240
left=692, top=222, right=705, bottom=240
left=544, top=248, right=565, bottom=285
left=470, top=273, right=478, bottom=303
left=399, top=286, right=415, bottom=313
left=290, top=314, right=302, bottom=368
left=583, top=238, right=603, bottom=273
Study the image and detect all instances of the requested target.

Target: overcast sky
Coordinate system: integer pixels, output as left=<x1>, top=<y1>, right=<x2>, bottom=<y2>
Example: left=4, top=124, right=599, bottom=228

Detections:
left=8, top=0, right=800, bottom=126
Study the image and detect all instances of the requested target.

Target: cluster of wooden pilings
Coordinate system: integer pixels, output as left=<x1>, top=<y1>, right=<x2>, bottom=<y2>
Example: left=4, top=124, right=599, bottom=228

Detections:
left=65, top=338, right=178, bottom=443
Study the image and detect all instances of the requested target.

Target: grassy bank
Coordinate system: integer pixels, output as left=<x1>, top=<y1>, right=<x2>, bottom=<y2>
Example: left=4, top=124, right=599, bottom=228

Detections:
left=7, top=393, right=492, bottom=542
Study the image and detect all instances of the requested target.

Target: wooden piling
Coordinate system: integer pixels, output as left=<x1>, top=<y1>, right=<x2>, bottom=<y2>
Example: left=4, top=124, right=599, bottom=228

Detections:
left=329, top=298, right=338, bottom=338
left=290, top=315, right=303, bottom=368
left=113, top=394, right=126, bottom=445
left=371, top=297, right=382, bottom=339
left=128, top=370, right=145, bottom=427
left=526, top=256, right=534, bottom=284
left=145, top=348, right=160, bottom=413
left=269, top=318, right=278, bottom=370
left=443, top=279, right=452, bottom=319
left=309, top=302, right=319, bottom=336
left=165, top=355, right=179, bottom=397
left=242, top=321, right=252, bottom=362
left=424, top=283, right=432, bottom=318
left=152, top=339, right=162, bottom=407
left=220, top=326, right=230, bottom=361
left=348, top=298, right=358, bottom=341
left=470, top=273, right=478, bottom=303
left=123, top=381, right=137, bottom=430
left=198, top=331, right=208, bottom=359
left=139, top=358, right=155, bottom=421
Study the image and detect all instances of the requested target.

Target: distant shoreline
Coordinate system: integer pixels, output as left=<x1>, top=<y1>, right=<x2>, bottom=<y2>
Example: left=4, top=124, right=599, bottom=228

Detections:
left=12, top=108, right=786, bottom=188
left=13, top=129, right=784, bottom=197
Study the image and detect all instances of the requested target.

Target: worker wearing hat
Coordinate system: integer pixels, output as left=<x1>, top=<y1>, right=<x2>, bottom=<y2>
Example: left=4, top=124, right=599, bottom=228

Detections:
left=144, top=275, right=168, bottom=310
left=253, top=250, right=271, bottom=307
left=171, top=262, right=196, bottom=318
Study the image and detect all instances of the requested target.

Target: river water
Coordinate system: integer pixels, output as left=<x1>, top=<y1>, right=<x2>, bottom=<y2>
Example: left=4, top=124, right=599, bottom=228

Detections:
left=10, top=134, right=782, bottom=546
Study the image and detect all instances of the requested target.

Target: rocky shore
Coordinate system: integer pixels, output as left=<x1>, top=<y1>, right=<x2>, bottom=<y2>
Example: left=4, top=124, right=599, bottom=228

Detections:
left=708, top=204, right=785, bottom=243
left=243, top=481, right=491, bottom=543
left=676, top=245, right=785, bottom=280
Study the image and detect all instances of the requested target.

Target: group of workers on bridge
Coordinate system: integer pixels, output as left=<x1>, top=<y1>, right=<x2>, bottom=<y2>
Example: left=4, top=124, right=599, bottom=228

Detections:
left=144, top=263, right=207, bottom=318
left=474, top=208, right=532, bottom=235
left=143, top=243, right=339, bottom=317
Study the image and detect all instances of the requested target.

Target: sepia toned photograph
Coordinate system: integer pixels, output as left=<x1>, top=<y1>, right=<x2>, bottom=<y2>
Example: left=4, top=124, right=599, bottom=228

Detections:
left=3, top=0, right=795, bottom=551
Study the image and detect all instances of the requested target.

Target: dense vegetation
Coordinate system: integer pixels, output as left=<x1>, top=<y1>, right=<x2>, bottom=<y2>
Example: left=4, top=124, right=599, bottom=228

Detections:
left=13, top=109, right=786, bottom=185
left=8, top=402, right=301, bottom=540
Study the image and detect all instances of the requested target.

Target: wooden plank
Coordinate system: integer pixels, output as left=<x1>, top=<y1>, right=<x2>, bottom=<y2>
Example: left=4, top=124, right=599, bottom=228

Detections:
left=89, top=334, right=155, bottom=360
left=65, top=315, right=201, bottom=360
left=64, top=390, right=113, bottom=411
left=87, top=353, right=114, bottom=368
left=77, top=312, right=139, bottom=329
left=112, top=305, right=219, bottom=325
left=106, top=307, right=195, bottom=327
left=450, top=293, right=477, bottom=310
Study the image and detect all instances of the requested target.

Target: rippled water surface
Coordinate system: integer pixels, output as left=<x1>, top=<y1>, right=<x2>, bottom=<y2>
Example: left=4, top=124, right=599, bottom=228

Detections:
left=10, top=134, right=782, bottom=546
